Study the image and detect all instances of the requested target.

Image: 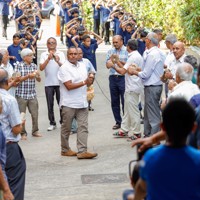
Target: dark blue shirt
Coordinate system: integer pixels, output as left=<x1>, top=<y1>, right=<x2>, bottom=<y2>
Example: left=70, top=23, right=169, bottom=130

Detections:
left=92, top=4, right=100, bottom=20
left=113, top=17, right=123, bottom=36
left=137, top=39, right=146, bottom=56
left=79, top=42, right=98, bottom=70
left=123, top=30, right=134, bottom=46
left=63, top=4, right=79, bottom=23
left=100, top=6, right=110, bottom=23
left=7, top=44, right=23, bottom=68
left=0, top=0, right=11, bottom=15
left=14, top=5, right=23, bottom=19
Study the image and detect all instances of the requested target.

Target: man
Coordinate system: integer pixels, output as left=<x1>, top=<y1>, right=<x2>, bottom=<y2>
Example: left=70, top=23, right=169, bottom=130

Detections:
left=40, top=37, right=65, bottom=131
left=110, top=39, right=144, bottom=139
left=133, top=98, right=200, bottom=200
left=15, top=48, right=42, bottom=140
left=0, top=69, right=26, bottom=200
left=106, top=35, right=128, bottom=130
left=0, top=0, right=12, bottom=39
left=128, top=32, right=165, bottom=137
left=57, top=46, right=97, bottom=159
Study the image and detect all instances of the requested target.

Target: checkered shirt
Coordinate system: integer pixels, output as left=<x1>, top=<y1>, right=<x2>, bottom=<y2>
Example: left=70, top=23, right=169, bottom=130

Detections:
left=15, top=61, right=38, bottom=99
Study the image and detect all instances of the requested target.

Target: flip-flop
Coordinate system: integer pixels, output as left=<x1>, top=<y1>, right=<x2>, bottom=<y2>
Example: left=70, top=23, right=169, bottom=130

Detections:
left=127, top=134, right=141, bottom=142
left=113, top=130, right=128, bottom=137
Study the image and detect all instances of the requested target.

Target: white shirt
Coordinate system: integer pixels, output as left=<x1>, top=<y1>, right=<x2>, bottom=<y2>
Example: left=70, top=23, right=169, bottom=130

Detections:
left=168, top=81, right=200, bottom=101
left=164, top=51, right=175, bottom=68
left=57, top=60, right=88, bottom=108
left=123, top=50, right=144, bottom=93
left=40, top=50, right=65, bottom=86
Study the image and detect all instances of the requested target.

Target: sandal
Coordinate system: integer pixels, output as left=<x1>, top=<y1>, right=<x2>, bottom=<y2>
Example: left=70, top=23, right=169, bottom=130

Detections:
left=127, top=134, right=141, bottom=141
left=113, top=130, right=128, bottom=137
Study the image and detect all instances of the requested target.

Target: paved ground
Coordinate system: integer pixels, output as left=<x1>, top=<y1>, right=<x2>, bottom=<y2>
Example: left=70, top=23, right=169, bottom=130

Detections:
left=1, top=18, right=138, bottom=200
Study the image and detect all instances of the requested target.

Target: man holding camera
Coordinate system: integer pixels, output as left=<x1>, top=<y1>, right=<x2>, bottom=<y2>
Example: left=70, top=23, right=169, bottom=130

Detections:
left=40, top=37, right=65, bottom=131
left=58, top=46, right=97, bottom=159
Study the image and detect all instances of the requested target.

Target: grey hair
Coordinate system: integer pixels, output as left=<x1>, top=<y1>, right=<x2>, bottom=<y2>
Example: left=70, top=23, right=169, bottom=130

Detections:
left=165, top=34, right=177, bottom=44
left=147, top=32, right=159, bottom=46
left=0, top=49, right=7, bottom=56
left=176, top=62, right=194, bottom=81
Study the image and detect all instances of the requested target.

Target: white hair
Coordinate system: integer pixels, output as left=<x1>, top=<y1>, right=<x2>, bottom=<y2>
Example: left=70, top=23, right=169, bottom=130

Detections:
left=176, top=62, right=194, bottom=81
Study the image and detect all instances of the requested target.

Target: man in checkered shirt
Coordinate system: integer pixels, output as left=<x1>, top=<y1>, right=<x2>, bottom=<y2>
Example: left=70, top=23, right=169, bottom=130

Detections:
left=15, top=48, right=42, bottom=140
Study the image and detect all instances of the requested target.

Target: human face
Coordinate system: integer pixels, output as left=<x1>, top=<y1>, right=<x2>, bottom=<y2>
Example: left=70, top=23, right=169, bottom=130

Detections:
left=157, top=32, right=163, bottom=42
left=67, top=48, right=78, bottom=64
left=112, top=36, right=123, bottom=50
left=13, top=37, right=21, bottom=45
left=47, top=39, right=57, bottom=51
left=70, top=28, right=77, bottom=35
left=2, top=51, right=9, bottom=65
left=23, top=54, right=34, bottom=64
left=126, top=26, right=132, bottom=33
left=83, top=38, right=91, bottom=47
left=173, top=42, right=185, bottom=60
left=77, top=48, right=83, bottom=61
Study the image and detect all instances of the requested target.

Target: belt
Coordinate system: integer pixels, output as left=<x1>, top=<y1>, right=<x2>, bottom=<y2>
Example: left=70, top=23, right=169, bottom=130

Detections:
left=6, top=141, right=18, bottom=144
left=110, top=75, right=124, bottom=78
left=145, top=85, right=162, bottom=87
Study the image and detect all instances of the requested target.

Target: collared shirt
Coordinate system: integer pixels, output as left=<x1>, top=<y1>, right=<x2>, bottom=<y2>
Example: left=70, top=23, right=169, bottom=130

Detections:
left=164, top=51, right=175, bottom=68
left=40, top=50, right=65, bottom=87
left=15, top=61, right=38, bottom=99
left=0, top=89, right=21, bottom=142
left=0, top=0, right=11, bottom=15
left=168, top=81, right=200, bottom=101
left=138, top=46, right=165, bottom=86
left=57, top=60, right=88, bottom=108
left=168, top=54, right=186, bottom=78
left=79, top=58, right=96, bottom=74
left=123, top=50, right=144, bottom=93
left=106, top=45, right=128, bottom=76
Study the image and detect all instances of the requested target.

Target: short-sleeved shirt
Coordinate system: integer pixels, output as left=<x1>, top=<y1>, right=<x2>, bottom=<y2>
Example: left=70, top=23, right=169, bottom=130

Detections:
left=15, top=61, right=38, bottom=99
left=99, top=6, right=110, bottom=23
left=123, top=30, right=134, bottom=46
left=106, top=45, right=128, bottom=76
left=7, top=44, right=23, bottom=68
left=79, top=43, right=98, bottom=70
left=113, top=17, right=123, bottom=36
left=0, top=88, right=21, bottom=142
left=137, top=39, right=146, bottom=56
left=92, top=4, right=100, bottom=20
left=140, top=145, right=200, bottom=200
left=0, top=0, right=11, bottom=15
left=57, top=60, right=88, bottom=108
left=39, top=50, right=65, bottom=86
left=80, top=58, right=96, bottom=74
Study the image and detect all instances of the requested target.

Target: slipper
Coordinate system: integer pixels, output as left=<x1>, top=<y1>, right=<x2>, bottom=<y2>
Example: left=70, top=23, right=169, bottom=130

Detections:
left=127, top=134, right=141, bottom=141
left=113, top=130, right=128, bottom=137
left=32, top=132, right=42, bottom=137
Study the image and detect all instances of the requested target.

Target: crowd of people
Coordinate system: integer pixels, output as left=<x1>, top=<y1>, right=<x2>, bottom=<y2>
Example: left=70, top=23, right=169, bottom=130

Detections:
left=1, top=0, right=200, bottom=199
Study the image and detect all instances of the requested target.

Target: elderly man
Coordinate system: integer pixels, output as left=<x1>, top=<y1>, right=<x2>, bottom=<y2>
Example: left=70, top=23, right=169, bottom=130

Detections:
left=106, top=35, right=128, bottom=130
left=0, top=69, right=26, bottom=200
left=15, top=48, right=42, bottom=140
left=40, top=37, right=65, bottom=131
left=128, top=32, right=165, bottom=137
left=110, top=39, right=144, bottom=139
left=57, top=46, right=97, bottom=159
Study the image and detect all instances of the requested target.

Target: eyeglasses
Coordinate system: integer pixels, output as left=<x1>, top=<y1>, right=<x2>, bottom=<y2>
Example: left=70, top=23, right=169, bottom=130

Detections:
left=47, top=42, right=56, bottom=45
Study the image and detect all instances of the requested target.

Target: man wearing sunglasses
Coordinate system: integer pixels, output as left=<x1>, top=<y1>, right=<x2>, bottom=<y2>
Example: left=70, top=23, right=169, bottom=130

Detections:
left=40, top=37, right=65, bottom=131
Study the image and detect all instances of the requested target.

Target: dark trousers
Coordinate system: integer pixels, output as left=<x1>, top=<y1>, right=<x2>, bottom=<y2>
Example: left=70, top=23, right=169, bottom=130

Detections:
left=6, top=143, right=26, bottom=200
left=144, top=85, right=162, bottom=136
left=1, top=15, right=9, bottom=37
left=60, top=16, right=65, bottom=43
left=45, top=86, right=61, bottom=125
left=101, top=21, right=110, bottom=43
left=109, top=75, right=125, bottom=125
left=93, top=18, right=100, bottom=35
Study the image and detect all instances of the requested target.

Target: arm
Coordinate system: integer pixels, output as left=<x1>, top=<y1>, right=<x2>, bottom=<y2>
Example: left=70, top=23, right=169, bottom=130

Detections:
left=134, top=179, right=147, bottom=200
left=63, top=79, right=86, bottom=90
left=12, top=124, right=22, bottom=135
left=71, top=35, right=79, bottom=48
left=90, top=31, right=103, bottom=45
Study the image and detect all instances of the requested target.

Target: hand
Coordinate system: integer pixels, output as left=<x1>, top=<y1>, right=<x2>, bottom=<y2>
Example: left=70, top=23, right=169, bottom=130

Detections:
left=106, top=60, right=114, bottom=69
left=3, top=188, right=14, bottom=200
left=168, top=80, right=177, bottom=91
left=131, top=137, right=154, bottom=152
left=53, top=54, right=60, bottom=63
left=28, top=73, right=36, bottom=79
left=48, top=51, right=54, bottom=60
left=127, top=66, right=138, bottom=75
left=164, top=70, right=173, bottom=79
left=85, top=73, right=95, bottom=86
left=110, top=54, right=119, bottom=64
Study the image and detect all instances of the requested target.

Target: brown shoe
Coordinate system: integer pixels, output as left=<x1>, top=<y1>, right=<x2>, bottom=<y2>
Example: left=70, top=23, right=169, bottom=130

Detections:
left=61, top=150, right=77, bottom=156
left=77, top=151, right=98, bottom=159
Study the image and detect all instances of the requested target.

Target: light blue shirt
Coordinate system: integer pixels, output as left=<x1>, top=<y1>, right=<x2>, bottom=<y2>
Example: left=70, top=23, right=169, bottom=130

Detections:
left=79, top=58, right=96, bottom=74
left=138, top=46, right=165, bottom=86
left=106, top=45, right=128, bottom=76
left=0, top=89, right=21, bottom=142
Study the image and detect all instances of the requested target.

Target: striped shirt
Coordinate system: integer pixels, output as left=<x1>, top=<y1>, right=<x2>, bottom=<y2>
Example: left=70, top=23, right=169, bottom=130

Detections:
left=106, top=45, right=128, bottom=76
left=0, top=89, right=21, bottom=142
left=15, top=61, right=38, bottom=99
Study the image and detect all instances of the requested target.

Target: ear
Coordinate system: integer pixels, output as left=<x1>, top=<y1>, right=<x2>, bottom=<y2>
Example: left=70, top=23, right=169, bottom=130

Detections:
left=191, top=122, right=197, bottom=134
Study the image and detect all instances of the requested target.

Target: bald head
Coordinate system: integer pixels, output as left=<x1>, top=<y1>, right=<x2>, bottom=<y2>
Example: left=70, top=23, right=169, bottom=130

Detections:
left=176, top=62, right=193, bottom=83
left=173, top=41, right=185, bottom=60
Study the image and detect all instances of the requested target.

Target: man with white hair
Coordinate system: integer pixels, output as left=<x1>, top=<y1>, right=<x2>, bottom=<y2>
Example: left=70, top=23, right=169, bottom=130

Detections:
left=15, top=48, right=42, bottom=140
left=128, top=32, right=165, bottom=137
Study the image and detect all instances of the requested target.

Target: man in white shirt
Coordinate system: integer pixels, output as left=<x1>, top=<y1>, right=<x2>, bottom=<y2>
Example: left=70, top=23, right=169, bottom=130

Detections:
left=111, top=39, right=144, bottom=139
left=40, top=37, right=65, bottom=131
left=57, top=47, right=97, bottom=159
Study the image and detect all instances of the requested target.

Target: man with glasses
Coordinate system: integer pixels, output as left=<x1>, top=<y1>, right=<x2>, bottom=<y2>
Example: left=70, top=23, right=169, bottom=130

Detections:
left=15, top=48, right=42, bottom=140
left=58, top=46, right=97, bottom=159
left=40, top=37, right=65, bottom=131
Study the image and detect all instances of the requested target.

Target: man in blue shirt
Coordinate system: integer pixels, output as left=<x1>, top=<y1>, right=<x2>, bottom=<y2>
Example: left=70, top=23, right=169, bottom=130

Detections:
left=0, top=0, right=12, bottom=39
left=134, top=98, right=200, bottom=200
left=128, top=32, right=165, bottom=136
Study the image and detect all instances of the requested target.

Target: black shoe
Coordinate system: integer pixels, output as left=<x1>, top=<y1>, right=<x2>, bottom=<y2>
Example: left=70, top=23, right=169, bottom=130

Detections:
left=112, top=124, right=121, bottom=130
left=89, top=107, right=94, bottom=111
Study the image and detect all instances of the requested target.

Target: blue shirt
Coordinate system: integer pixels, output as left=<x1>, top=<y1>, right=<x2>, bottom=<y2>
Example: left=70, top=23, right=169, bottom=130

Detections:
left=100, top=6, right=110, bottom=23
left=92, top=4, right=100, bottom=20
left=63, top=3, right=79, bottom=23
left=7, top=44, right=23, bottom=68
left=140, top=145, right=200, bottom=200
left=106, top=45, right=128, bottom=76
left=138, top=46, right=165, bottom=86
left=0, top=125, right=6, bottom=180
left=123, top=30, right=134, bottom=46
left=137, top=39, right=146, bottom=56
left=113, top=17, right=123, bottom=36
left=0, top=89, right=21, bottom=142
left=80, top=58, right=96, bottom=74
left=0, top=0, right=11, bottom=15
left=79, top=43, right=98, bottom=71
